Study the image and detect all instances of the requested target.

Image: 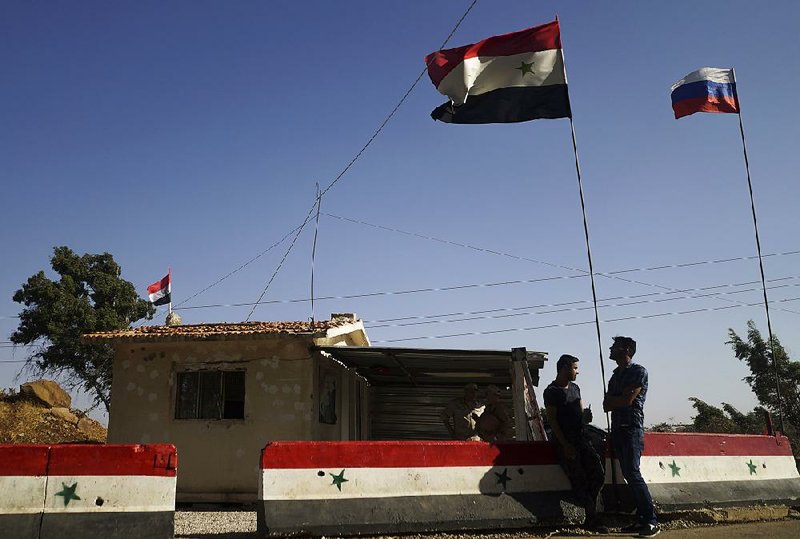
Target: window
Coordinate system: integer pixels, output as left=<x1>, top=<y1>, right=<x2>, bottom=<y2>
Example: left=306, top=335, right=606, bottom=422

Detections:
left=175, top=370, right=245, bottom=420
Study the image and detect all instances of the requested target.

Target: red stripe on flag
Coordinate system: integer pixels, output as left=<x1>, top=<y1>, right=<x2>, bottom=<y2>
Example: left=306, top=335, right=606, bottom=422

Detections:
left=642, top=433, right=794, bottom=457
left=261, top=440, right=559, bottom=469
left=426, top=20, right=561, bottom=88
left=672, top=95, right=739, bottom=119
left=147, top=274, right=171, bottom=295
left=0, top=444, right=50, bottom=475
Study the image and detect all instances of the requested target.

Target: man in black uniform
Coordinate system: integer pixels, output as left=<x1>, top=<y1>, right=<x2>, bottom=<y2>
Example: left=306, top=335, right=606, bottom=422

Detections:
left=544, top=354, right=607, bottom=533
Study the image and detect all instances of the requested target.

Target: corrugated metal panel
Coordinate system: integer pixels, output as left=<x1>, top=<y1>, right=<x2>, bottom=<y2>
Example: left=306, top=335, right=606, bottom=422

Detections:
left=369, top=384, right=516, bottom=441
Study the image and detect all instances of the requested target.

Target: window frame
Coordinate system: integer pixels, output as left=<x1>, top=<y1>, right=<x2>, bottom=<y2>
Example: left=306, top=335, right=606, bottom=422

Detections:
left=174, top=368, right=246, bottom=421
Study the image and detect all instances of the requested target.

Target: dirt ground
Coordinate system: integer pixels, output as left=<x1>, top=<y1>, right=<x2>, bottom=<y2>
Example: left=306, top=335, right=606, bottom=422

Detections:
left=0, top=395, right=107, bottom=444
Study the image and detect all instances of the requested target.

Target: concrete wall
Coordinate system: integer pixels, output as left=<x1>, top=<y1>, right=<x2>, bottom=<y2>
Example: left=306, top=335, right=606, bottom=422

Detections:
left=107, top=329, right=363, bottom=502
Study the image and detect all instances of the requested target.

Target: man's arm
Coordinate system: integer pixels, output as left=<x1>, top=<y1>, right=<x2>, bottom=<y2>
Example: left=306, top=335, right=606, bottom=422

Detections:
left=545, top=406, right=577, bottom=459
left=440, top=405, right=455, bottom=438
left=603, top=384, right=642, bottom=412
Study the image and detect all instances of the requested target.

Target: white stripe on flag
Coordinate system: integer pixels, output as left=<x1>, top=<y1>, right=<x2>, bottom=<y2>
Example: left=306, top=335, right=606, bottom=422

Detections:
left=671, top=67, right=734, bottom=91
left=437, top=49, right=565, bottom=105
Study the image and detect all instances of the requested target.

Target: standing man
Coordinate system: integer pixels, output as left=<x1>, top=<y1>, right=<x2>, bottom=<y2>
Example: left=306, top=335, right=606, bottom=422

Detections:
left=544, top=355, right=608, bottom=534
left=603, top=336, right=659, bottom=537
left=440, top=383, right=483, bottom=440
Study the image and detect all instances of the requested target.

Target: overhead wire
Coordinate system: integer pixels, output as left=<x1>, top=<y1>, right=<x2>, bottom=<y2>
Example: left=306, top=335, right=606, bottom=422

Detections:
left=371, top=296, right=800, bottom=344
left=363, top=279, right=800, bottom=329
left=240, top=0, right=481, bottom=320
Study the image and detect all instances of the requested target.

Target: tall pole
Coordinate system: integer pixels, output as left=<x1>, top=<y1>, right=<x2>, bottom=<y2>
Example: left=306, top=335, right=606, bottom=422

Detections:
left=732, top=69, right=785, bottom=432
left=568, top=119, right=608, bottom=406
left=168, top=267, right=173, bottom=316
left=310, top=184, right=322, bottom=325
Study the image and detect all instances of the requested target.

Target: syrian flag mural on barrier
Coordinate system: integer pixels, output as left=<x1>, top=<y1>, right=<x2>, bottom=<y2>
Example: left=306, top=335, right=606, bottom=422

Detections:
left=0, top=444, right=177, bottom=539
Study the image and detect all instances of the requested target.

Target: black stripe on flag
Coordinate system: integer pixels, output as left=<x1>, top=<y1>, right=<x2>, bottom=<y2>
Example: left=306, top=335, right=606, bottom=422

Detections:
left=431, top=85, right=571, bottom=124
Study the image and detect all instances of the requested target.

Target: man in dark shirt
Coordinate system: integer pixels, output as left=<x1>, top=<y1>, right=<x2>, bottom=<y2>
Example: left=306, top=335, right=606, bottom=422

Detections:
left=544, top=354, right=607, bottom=534
left=603, top=336, right=659, bottom=537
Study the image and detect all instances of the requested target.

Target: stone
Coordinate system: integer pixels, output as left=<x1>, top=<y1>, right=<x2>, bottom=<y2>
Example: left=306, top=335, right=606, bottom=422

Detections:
left=77, top=416, right=96, bottom=434
left=50, top=406, right=79, bottom=424
left=19, top=380, right=71, bottom=408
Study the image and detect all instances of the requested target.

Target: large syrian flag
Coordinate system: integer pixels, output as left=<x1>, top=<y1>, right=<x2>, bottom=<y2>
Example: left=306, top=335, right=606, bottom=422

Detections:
left=426, top=20, right=571, bottom=124
left=147, top=272, right=171, bottom=306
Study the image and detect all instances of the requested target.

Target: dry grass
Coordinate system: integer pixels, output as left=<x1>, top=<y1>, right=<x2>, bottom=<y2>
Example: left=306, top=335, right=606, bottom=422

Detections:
left=0, top=396, right=106, bottom=444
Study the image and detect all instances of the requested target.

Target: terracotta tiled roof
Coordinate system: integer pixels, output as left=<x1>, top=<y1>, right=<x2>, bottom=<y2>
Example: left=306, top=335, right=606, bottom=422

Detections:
left=82, top=319, right=356, bottom=342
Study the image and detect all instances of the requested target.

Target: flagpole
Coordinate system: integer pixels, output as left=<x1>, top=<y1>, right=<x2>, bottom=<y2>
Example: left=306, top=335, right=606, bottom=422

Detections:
left=310, top=184, right=322, bottom=325
left=168, top=267, right=173, bottom=316
left=732, top=69, right=785, bottom=432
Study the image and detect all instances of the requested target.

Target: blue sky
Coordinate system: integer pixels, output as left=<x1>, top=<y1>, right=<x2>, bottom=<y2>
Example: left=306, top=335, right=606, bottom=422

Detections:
left=2, top=0, right=799, bottom=427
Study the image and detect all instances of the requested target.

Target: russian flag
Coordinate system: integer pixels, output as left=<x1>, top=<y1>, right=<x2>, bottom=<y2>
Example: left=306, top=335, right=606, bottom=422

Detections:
left=425, top=20, right=571, bottom=124
left=147, top=272, right=171, bottom=306
left=670, top=67, right=739, bottom=119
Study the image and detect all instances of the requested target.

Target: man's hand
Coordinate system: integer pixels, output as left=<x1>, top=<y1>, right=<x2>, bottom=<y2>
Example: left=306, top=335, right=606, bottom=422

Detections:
left=582, top=407, right=593, bottom=424
left=563, top=443, right=577, bottom=460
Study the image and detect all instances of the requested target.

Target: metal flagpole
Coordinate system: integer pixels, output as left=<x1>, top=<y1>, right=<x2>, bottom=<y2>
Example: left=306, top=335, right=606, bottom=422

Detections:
left=732, top=69, right=785, bottom=432
left=168, top=267, right=173, bottom=316
left=310, top=183, right=322, bottom=325
left=559, top=18, right=619, bottom=506
left=558, top=17, right=608, bottom=418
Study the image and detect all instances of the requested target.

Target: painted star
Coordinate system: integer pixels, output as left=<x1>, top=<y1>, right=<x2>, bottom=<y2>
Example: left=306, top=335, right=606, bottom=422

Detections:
left=746, top=459, right=758, bottom=475
left=515, top=60, right=535, bottom=77
left=55, top=482, right=81, bottom=506
left=668, top=460, right=681, bottom=477
left=330, top=469, right=349, bottom=491
left=494, top=467, right=511, bottom=490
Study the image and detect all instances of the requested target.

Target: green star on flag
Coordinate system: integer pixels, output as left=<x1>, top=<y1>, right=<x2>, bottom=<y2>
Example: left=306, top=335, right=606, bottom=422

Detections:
left=746, top=459, right=757, bottom=475
left=55, top=482, right=81, bottom=506
left=515, top=60, right=535, bottom=77
left=668, top=460, right=681, bottom=477
left=330, top=469, right=349, bottom=491
left=494, top=467, right=511, bottom=490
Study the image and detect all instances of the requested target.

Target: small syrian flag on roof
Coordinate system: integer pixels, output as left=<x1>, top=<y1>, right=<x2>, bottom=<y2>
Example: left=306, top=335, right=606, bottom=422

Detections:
left=425, top=20, right=571, bottom=124
left=147, top=271, right=171, bottom=306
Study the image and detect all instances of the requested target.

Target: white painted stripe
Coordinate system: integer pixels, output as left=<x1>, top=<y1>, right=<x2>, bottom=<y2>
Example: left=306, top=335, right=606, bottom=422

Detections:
left=0, top=476, right=47, bottom=514
left=437, top=49, right=566, bottom=105
left=259, top=465, right=571, bottom=501
left=42, top=475, right=175, bottom=513
left=605, top=455, right=799, bottom=484
left=671, top=67, right=734, bottom=91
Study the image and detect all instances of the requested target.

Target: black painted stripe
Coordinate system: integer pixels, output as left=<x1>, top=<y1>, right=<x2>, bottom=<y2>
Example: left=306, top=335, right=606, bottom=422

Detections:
left=258, top=491, right=580, bottom=536
left=0, top=513, right=41, bottom=539
left=431, top=84, right=571, bottom=124
left=40, top=511, right=173, bottom=539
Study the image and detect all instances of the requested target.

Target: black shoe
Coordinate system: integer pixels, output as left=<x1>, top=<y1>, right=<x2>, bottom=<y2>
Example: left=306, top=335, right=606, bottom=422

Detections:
left=582, top=517, right=609, bottom=534
left=638, top=524, right=661, bottom=537
left=620, top=523, right=641, bottom=534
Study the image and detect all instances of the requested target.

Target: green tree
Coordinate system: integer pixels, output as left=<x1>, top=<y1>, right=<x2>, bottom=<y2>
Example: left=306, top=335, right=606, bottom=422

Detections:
left=686, top=398, right=767, bottom=435
left=728, top=321, right=800, bottom=448
left=11, top=247, right=155, bottom=411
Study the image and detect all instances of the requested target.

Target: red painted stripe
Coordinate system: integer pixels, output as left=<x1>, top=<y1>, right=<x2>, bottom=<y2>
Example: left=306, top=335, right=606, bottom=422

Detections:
left=48, top=444, right=177, bottom=476
left=0, top=445, right=50, bottom=475
left=261, top=441, right=558, bottom=469
left=426, top=20, right=561, bottom=88
left=642, top=433, right=794, bottom=457
left=0, top=444, right=178, bottom=477
left=672, top=95, right=739, bottom=119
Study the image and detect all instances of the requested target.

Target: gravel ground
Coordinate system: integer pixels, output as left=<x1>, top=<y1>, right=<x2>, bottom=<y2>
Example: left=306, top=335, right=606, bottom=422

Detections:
left=174, top=507, right=799, bottom=539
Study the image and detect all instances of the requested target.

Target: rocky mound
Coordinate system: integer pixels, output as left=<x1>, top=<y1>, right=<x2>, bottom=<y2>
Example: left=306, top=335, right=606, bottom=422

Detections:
left=0, top=380, right=107, bottom=444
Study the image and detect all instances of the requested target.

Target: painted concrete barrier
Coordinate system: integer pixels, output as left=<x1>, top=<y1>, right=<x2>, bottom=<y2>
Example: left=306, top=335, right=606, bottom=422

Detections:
left=0, top=444, right=177, bottom=539
left=259, top=434, right=800, bottom=536
left=606, top=432, right=800, bottom=511
left=258, top=440, right=581, bottom=536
